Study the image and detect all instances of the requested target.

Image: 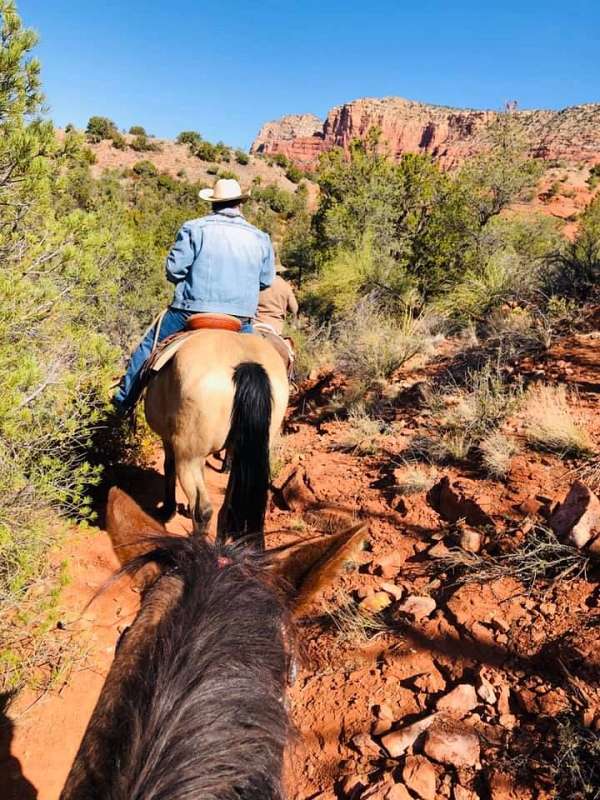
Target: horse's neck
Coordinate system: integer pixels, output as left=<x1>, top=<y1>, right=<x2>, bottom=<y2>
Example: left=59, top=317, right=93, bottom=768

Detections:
left=62, top=564, right=289, bottom=800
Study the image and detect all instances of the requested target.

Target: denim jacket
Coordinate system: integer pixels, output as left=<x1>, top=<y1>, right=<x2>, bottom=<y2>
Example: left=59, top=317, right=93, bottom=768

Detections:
left=166, top=208, right=275, bottom=318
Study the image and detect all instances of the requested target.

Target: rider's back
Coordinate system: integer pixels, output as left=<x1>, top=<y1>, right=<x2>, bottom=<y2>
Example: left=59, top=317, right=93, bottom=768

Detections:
left=167, top=209, right=274, bottom=319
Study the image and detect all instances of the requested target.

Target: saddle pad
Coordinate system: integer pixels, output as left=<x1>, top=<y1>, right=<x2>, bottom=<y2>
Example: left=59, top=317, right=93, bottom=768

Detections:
left=147, top=330, right=201, bottom=373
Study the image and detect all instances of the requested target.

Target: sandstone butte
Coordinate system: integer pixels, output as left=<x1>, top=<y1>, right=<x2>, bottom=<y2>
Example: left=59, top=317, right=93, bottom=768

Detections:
left=250, top=96, right=600, bottom=169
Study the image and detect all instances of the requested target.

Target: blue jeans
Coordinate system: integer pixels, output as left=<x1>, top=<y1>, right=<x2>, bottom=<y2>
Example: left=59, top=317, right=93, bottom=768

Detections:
left=113, top=307, right=253, bottom=411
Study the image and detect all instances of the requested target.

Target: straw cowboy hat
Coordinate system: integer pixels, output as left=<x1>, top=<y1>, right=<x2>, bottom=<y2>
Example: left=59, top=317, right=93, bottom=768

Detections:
left=199, top=178, right=249, bottom=203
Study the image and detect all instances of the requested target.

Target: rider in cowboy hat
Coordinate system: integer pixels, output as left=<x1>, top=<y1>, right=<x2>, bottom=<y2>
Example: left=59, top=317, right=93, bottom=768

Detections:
left=113, top=178, right=275, bottom=413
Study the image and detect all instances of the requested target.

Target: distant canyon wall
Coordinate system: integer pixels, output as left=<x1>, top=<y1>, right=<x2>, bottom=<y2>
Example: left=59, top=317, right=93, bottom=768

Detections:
left=251, top=97, right=600, bottom=169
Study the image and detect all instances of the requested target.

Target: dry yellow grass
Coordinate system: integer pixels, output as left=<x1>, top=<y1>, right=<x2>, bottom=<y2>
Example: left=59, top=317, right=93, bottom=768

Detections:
left=479, top=431, right=520, bottom=478
left=523, top=384, right=595, bottom=459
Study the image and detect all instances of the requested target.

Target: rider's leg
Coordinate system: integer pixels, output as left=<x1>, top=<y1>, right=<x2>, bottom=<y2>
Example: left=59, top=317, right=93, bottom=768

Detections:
left=113, top=307, right=190, bottom=412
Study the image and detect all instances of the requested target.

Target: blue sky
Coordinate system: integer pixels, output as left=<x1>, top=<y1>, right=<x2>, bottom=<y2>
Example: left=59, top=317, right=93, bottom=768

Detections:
left=19, top=0, right=600, bottom=148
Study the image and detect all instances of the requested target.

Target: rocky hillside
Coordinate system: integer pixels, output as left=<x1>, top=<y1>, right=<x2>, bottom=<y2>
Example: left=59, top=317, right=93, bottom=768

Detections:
left=78, top=132, right=297, bottom=191
left=251, top=97, right=600, bottom=169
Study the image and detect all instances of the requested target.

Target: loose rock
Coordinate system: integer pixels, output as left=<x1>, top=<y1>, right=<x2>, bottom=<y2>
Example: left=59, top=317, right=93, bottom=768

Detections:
left=350, top=732, right=381, bottom=759
left=398, top=595, right=436, bottom=620
left=386, top=785, right=413, bottom=800
left=550, top=480, right=600, bottom=548
left=381, top=713, right=438, bottom=757
left=360, top=592, right=392, bottom=614
left=476, top=672, right=497, bottom=705
left=402, top=755, right=437, bottom=800
left=453, top=786, right=477, bottom=800
left=427, top=477, right=495, bottom=527
left=459, top=527, right=482, bottom=554
left=373, top=552, right=407, bottom=579
left=380, top=581, right=404, bottom=601
left=424, top=719, right=480, bottom=768
left=436, top=684, right=478, bottom=717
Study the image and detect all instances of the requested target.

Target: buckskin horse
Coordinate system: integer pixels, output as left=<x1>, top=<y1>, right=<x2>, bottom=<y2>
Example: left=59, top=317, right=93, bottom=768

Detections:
left=144, top=327, right=289, bottom=546
left=60, top=488, right=367, bottom=800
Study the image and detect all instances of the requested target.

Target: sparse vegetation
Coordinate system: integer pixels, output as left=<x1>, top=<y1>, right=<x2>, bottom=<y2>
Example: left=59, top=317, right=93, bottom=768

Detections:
left=523, top=385, right=595, bottom=459
left=129, top=125, right=146, bottom=136
left=393, top=462, right=437, bottom=494
left=335, top=406, right=390, bottom=455
left=586, top=163, right=600, bottom=189
left=438, top=526, right=590, bottom=588
left=86, top=115, right=118, bottom=142
left=550, top=714, right=600, bottom=799
left=479, top=431, right=519, bottom=479
left=405, top=363, right=523, bottom=468
left=176, top=130, right=202, bottom=146
left=235, top=149, right=250, bottom=165
left=333, top=301, right=437, bottom=387
left=285, top=163, right=303, bottom=183
left=130, top=133, right=161, bottom=152
left=326, top=592, right=388, bottom=643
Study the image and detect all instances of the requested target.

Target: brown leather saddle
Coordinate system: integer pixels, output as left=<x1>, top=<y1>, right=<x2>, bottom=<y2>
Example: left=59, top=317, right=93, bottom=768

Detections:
left=185, top=313, right=242, bottom=333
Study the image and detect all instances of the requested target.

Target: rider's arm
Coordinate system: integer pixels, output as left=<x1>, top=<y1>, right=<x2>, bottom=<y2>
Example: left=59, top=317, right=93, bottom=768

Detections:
left=259, top=237, right=275, bottom=290
left=165, top=224, right=198, bottom=284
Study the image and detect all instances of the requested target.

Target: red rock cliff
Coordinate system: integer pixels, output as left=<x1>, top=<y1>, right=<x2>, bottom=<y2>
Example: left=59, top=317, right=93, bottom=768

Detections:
left=251, top=97, right=600, bottom=169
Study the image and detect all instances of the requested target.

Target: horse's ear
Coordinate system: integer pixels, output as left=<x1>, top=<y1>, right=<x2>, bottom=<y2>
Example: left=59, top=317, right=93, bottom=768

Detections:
left=270, top=523, right=368, bottom=617
left=106, top=487, right=166, bottom=565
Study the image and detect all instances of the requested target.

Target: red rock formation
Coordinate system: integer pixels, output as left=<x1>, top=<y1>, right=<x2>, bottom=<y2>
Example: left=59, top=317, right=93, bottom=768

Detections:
left=251, top=96, right=600, bottom=170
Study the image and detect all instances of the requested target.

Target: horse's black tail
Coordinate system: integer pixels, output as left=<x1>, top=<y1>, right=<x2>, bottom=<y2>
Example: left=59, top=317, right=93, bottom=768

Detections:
left=219, top=362, right=272, bottom=550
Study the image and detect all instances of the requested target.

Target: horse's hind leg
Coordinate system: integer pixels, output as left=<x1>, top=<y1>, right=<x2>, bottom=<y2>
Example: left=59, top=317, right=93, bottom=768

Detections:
left=160, top=440, right=177, bottom=521
left=177, top=458, right=213, bottom=535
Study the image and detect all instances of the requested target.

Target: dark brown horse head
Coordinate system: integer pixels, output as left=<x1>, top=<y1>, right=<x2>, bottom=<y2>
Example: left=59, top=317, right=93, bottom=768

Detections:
left=61, top=488, right=367, bottom=800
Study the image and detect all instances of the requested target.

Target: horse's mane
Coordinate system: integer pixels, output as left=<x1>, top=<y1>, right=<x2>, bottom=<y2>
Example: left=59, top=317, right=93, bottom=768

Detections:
left=68, top=534, right=290, bottom=800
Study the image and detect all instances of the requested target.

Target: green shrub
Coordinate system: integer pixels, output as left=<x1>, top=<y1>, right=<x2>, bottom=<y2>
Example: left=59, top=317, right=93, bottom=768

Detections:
left=270, top=152, right=289, bottom=168
left=235, top=149, right=250, bottom=165
left=129, top=125, right=146, bottom=136
left=110, top=131, right=127, bottom=150
left=130, top=134, right=160, bottom=152
left=177, top=130, right=202, bottom=146
left=587, top=163, right=600, bottom=189
left=285, top=163, right=303, bottom=183
left=132, top=159, right=158, bottom=178
left=86, top=115, right=118, bottom=142
left=217, top=169, right=239, bottom=181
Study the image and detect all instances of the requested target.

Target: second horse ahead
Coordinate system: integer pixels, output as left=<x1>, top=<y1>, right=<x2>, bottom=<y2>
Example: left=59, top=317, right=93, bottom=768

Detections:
left=145, top=327, right=289, bottom=549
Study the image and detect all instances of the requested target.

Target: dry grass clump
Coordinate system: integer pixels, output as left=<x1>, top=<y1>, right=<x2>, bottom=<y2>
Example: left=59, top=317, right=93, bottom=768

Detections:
left=334, top=301, right=439, bottom=387
left=442, top=364, right=523, bottom=439
left=576, top=455, right=600, bottom=493
left=551, top=714, right=600, bottom=799
left=523, top=385, right=595, bottom=459
left=406, top=362, right=523, bottom=470
left=479, top=431, right=520, bottom=479
left=326, top=592, right=388, bottom=643
left=335, top=406, right=390, bottom=455
left=437, top=525, right=590, bottom=588
left=286, top=317, right=335, bottom=382
left=394, top=462, right=437, bottom=495
left=405, top=431, right=473, bottom=465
